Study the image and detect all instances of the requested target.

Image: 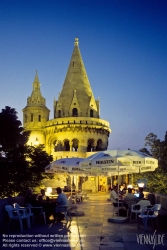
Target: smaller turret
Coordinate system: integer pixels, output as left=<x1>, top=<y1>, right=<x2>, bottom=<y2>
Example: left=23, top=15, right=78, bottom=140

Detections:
left=22, top=71, right=50, bottom=146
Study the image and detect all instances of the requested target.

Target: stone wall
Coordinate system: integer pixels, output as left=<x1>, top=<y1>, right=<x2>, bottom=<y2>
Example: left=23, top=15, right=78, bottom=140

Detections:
left=154, top=193, right=167, bottom=211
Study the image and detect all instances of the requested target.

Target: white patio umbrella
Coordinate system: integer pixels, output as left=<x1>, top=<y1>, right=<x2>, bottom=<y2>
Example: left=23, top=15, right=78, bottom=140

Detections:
left=45, top=157, right=110, bottom=194
left=79, top=150, right=158, bottom=176
left=79, top=149, right=158, bottom=222
left=45, top=158, right=86, bottom=193
left=45, top=157, right=110, bottom=176
left=45, top=158, right=85, bottom=174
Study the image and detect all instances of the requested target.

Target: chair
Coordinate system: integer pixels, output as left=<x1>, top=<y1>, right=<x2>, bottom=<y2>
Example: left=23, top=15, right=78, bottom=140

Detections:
left=72, top=194, right=77, bottom=204
left=26, top=203, right=46, bottom=224
left=112, top=201, right=123, bottom=216
left=55, top=196, right=77, bottom=223
left=13, top=203, right=34, bottom=225
left=75, top=191, right=83, bottom=202
left=130, top=200, right=150, bottom=221
left=138, top=204, right=161, bottom=231
left=123, top=200, right=137, bottom=217
left=5, top=205, right=30, bottom=232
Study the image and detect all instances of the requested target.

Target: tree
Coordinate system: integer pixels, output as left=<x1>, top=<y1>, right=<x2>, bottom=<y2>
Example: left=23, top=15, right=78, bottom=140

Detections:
left=134, top=132, right=167, bottom=194
left=0, top=106, right=53, bottom=198
left=24, top=145, right=53, bottom=190
left=138, top=147, right=152, bottom=156
left=0, top=106, right=28, bottom=156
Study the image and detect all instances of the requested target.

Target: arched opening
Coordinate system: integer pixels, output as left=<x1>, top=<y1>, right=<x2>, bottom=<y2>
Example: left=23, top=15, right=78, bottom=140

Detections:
left=90, top=109, right=93, bottom=117
left=53, top=140, right=57, bottom=152
left=96, top=139, right=102, bottom=151
left=72, top=108, right=78, bottom=117
left=38, top=115, right=41, bottom=122
left=31, top=113, right=34, bottom=122
left=72, top=139, right=78, bottom=151
left=87, top=139, right=94, bottom=152
left=56, top=141, right=63, bottom=151
left=64, top=140, right=70, bottom=151
left=58, top=110, right=61, bottom=118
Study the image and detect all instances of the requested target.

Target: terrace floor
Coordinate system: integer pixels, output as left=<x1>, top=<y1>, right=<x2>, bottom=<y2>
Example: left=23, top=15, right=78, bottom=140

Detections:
left=1, top=193, right=167, bottom=250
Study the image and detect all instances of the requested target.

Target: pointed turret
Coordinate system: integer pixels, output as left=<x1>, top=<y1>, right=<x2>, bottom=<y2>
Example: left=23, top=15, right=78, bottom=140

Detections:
left=27, top=71, right=46, bottom=106
left=54, top=38, right=99, bottom=118
left=22, top=71, right=50, bottom=146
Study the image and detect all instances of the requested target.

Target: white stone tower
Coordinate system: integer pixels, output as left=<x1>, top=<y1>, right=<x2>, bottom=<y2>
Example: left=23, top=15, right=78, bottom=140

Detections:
left=23, top=38, right=111, bottom=192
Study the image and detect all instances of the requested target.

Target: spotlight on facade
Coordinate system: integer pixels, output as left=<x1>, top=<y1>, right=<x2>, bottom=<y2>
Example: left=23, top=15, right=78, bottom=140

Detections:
left=34, top=138, right=39, bottom=146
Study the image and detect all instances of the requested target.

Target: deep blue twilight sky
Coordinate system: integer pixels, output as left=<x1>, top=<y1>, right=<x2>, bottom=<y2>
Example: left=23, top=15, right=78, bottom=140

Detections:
left=0, top=0, right=167, bottom=150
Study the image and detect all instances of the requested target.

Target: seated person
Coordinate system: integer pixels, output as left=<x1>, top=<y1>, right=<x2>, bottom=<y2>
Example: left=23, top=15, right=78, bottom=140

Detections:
left=25, top=189, right=39, bottom=207
left=138, top=187, right=144, bottom=199
left=38, top=189, right=50, bottom=202
left=54, top=187, right=68, bottom=221
left=38, top=189, right=53, bottom=221
left=63, top=186, right=70, bottom=192
left=56, top=187, right=68, bottom=206
left=110, top=186, right=119, bottom=203
left=24, top=189, right=45, bottom=217
left=119, top=185, right=126, bottom=196
left=123, top=188, right=138, bottom=209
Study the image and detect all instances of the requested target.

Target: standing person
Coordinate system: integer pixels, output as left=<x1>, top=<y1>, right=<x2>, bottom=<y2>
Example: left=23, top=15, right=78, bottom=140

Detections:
left=110, top=186, right=119, bottom=202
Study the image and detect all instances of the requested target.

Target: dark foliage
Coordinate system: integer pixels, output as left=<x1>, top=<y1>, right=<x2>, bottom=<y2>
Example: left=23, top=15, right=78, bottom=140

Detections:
left=0, top=106, right=53, bottom=198
left=134, top=132, right=167, bottom=194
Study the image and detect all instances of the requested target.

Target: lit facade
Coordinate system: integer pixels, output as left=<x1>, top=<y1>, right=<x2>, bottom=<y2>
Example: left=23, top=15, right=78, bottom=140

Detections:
left=23, top=38, right=111, bottom=192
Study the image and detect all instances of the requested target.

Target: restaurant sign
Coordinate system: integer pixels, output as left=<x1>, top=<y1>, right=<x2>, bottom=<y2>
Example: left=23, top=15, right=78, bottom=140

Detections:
left=140, top=166, right=152, bottom=171
left=102, top=167, right=117, bottom=171
left=96, top=159, right=114, bottom=164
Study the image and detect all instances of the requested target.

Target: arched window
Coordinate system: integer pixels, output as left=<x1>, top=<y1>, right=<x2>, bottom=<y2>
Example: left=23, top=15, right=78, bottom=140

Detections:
left=90, top=109, right=93, bottom=117
left=31, top=113, right=33, bottom=122
left=56, top=141, right=63, bottom=151
left=72, top=108, right=78, bottom=117
left=72, top=139, right=78, bottom=151
left=87, top=139, right=94, bottom=152
left=38, top=115, right=41, bottom=122
left=64, top=140, right=70, bottom=151
left=96, top=139, right=102, bottom=151
left=58, top=110, right=61, bottom=118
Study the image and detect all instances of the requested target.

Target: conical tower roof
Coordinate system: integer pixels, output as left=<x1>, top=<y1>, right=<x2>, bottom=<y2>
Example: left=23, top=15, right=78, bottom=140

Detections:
left=27, top=71, right=46, bottom=106
left=55, top=38, right=98, bottom=118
